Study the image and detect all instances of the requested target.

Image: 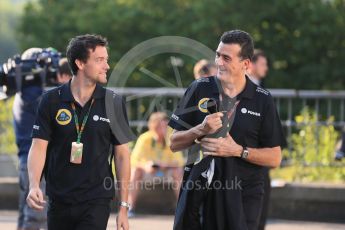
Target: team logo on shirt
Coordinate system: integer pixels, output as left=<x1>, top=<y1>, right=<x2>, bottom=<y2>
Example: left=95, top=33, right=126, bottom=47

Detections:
left=93, top=114, right=110, bottom=123
left=241, top=108, right=248, bottom=114
left=198, top=98, right=209, bottom=113
left=241, top=107, right=261, bottom=117
left=55, top=109, right=72, bottom=125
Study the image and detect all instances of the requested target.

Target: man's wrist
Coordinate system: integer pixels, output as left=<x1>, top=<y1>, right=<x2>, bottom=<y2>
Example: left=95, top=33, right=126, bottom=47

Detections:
left=199, top=120, right=209, bottom=134
left=119, top=206, right=129, bottom=213
left=29, top=182, right=40, bottom=190
left=240, top=146, right=249, bottom=159
left=194, top=123, right=207, bottom=142
left=234, top=146, right=241, bottom=157
left=119, top=201, right=131, bottom=210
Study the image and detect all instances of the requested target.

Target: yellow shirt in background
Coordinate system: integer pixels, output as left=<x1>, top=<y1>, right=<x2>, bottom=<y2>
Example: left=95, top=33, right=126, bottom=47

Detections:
left=131, top=130, right=185, bottom=168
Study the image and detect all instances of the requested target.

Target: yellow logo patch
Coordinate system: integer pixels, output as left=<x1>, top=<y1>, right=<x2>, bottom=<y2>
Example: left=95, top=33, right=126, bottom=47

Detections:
left=198, top=98, right=209, bottom=113
left=55, top=109, right=72, bottom=125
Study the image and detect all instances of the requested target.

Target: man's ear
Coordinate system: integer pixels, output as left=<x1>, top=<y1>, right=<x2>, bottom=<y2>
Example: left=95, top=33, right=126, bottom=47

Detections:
left=243, top=59, right=251, bottom=70
left=246, top=60, right=253, bottom=71
left=75, top=59, right=84, bottom=71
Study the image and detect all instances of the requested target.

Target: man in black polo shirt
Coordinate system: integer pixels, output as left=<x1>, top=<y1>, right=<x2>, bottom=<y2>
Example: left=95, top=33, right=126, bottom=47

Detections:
left=169, top=30, right=285, bottom=230
left=26, top=34, right=134, bottom=230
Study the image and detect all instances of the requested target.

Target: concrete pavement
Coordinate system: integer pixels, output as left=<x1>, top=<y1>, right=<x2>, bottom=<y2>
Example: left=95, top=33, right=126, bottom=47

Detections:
left=1, top=211, right=345, bottom=230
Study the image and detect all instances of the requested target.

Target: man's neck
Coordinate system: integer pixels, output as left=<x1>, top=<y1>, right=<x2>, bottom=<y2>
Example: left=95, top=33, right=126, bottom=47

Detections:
left=248, top=75, right=261, bottom=86
left=218, top=74, right=246, bottom=98
left=151, top=130, right=165, bottom=144
left=247, top=70, right=260, bottom=81
left=70, top=74, right=96, bottom=107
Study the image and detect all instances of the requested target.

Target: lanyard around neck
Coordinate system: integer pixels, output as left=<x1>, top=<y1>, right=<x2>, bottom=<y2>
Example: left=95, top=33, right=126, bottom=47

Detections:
left=71, top=99, right=95, bottom=143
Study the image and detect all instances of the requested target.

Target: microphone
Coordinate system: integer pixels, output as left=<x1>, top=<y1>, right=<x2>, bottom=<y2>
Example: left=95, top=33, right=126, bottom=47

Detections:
left=195, top=98, right=219, bottom=144
left=206, top=98, right=218, bottom=114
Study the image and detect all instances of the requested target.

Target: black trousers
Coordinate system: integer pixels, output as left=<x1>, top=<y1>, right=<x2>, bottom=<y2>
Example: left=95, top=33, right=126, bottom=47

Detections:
left=182, top=176, right=209, bottom=230
left=48, top=198, right=111, bottom=230
left=258, top=168, right=271, bottom=230
left=181, top=176, right=263, bottom=230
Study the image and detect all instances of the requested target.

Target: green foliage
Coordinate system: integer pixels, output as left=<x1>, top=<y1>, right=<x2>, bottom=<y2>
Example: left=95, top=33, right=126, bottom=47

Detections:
left=0, top=0, right=27, bottom=62
left=273, top=107, right=344, bottom=182
left=0, top=98, right=17, bottom=155
left=16, top=0, right=345, bottom=89
left=271, top=165, right=345, bottom=183
left=290, top=107, right=338, bottom=165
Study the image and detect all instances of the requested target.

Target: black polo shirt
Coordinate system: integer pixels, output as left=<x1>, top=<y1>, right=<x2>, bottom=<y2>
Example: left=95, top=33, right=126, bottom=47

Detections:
left=168, top=76, right=285, bottom=180
left=32, top=81, right=133, bottom=204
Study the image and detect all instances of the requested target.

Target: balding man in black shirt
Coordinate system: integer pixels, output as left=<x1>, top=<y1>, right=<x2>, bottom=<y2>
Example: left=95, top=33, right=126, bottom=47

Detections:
left=169, top=30, right=285, bottom=230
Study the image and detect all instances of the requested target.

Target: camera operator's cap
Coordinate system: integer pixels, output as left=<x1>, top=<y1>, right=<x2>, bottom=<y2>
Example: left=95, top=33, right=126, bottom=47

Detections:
left=21, top=48, right=43, bottom=60
left=46, top=47, right=58, bottom=53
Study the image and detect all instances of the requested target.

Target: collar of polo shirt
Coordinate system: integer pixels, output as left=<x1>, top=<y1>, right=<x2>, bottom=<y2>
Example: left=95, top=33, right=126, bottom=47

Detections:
left=213, top=75, right=256, bottom=100
left=59, top=79, right=106, bottom=102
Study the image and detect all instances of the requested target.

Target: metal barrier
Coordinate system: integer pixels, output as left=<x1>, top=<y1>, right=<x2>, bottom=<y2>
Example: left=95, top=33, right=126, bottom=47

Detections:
left=111, top=87, right=345, bottom=160
left=1, top=87, right=344, bottom=161
left=110, top=87, right=345, bottom=127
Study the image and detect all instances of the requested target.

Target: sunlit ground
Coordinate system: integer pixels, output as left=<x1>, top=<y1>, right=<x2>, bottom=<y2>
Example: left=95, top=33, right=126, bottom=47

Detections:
left=1, top=211, right=345, bottom=230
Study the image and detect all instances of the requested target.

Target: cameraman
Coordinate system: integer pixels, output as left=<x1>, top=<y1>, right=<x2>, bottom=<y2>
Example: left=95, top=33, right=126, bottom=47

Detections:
left=13, top=48, right=71, bottom=230
left=56, top=58, right=72, bottom=84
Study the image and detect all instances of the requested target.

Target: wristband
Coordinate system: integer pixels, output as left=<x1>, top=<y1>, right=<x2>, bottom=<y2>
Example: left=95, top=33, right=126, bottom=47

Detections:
left=119, top=201, right=131, bottom=209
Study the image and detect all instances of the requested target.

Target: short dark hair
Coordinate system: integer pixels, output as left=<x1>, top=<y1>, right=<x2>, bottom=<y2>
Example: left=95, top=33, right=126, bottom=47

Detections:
left=58, top=58, right=72, bottom=76
left=66, top=34, right=108, bottom=75
left=193, top=59, right=216, bottom=78
left=252, top=49, right=266, bottom=63
left=220, top=30, right=254, bottom=60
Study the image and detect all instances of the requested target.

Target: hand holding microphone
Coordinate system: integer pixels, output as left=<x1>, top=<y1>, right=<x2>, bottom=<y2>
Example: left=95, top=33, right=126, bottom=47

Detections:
left=197, top=98, right=223, bottom=142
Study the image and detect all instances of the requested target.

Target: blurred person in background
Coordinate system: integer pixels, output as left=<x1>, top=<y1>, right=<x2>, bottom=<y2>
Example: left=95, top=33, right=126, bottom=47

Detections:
left=14, top=49, right=72, bottom=230
left=56, top=58, right=73, bottom=84
left=247, top=49, right=271, bottom=230
left=193, top=59, right=217, bottom=80
left=335, top=132, right=345, bottom=161
left=247, top=49, right=268, bottom=87
left=128, top=112, right=184, bottom=217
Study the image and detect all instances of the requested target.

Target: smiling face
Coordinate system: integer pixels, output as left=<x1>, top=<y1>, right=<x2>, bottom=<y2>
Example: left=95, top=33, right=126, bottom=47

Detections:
left=215, top=42, right=250, bottom=83
left=76, top=46, right=110, bottom=84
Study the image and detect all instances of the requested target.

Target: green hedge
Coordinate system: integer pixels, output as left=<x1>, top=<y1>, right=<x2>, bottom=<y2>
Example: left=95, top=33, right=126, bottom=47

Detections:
left=0, top=97, right=17, bottom=155
left=272, top=107, right=345, bottom=183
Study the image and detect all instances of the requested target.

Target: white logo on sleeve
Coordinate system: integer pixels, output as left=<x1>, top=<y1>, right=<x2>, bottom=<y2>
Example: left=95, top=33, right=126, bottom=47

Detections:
left=256, top=87, right=269, bottom=95
left=241, top=108, right=260, bottom=117
left=33, top=125, right=40, bottom=130
left=171, top=114, right=179, bottom=121
left=93, top=115, right=110, bottom=123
